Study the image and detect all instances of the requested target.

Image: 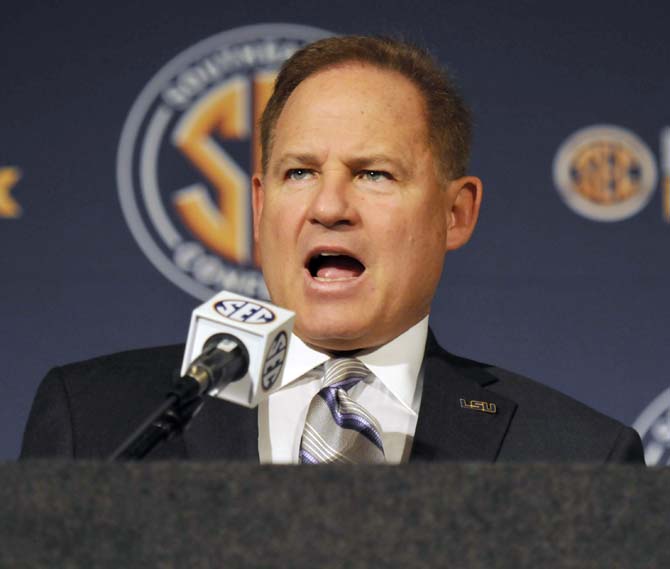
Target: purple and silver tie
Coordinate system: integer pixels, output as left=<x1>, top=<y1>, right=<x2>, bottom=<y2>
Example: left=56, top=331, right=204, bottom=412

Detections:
left=299, top=358, right=385, bottom=464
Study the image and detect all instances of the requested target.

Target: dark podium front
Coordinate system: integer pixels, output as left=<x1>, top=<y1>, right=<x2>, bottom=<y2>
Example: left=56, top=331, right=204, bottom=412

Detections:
left=1, top=462, right=667, bottom=568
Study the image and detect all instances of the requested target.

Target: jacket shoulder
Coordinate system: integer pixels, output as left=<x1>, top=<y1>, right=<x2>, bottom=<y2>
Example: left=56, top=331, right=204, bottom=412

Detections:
left=58, top=344, right=185, bottom=383
left=484, top=363, right=644, bottom=462
left=21, top=344, right=186, bottom=459
left=427, top=334, right=643, bottom=463
left=54, top=344, right=186, bottom=409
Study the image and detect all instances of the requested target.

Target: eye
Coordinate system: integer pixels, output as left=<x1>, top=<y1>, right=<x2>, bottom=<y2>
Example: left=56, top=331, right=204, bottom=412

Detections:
left=286, top=168, right=314, bottom=181
left=360, top=170, right=392, bottom=182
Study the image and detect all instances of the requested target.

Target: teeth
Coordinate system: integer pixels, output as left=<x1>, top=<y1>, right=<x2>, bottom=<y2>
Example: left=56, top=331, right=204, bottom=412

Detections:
left=319, top=252, right=339, bottom=257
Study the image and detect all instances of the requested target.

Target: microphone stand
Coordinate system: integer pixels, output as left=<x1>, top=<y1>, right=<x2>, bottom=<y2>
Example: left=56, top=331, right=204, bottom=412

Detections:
left=107, top=333, right=249, bottom=461
left=107, top=379, right=203, bottom=461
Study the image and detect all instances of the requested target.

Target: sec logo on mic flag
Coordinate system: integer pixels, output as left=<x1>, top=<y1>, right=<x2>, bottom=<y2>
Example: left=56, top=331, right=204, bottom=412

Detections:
left=117, top=23, right=332, bottom=300
left=214, top=299, right=276, bottom=324
left=262, top=331, right=288, bottom=391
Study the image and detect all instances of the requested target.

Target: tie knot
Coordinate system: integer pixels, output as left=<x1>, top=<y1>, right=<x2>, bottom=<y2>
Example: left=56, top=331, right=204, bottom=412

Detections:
left=300, top=357, right=385, bottom=464
left=323, top=358, right=370, bottom=390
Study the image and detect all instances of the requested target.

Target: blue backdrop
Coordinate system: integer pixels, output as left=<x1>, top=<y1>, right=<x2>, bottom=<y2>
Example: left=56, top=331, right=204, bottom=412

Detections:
left=2, top=0, right=668, bottom=461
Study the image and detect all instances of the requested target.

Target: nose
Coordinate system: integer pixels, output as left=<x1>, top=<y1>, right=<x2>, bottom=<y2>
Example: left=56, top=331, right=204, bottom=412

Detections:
left=307, top=170, right=357, bottom=228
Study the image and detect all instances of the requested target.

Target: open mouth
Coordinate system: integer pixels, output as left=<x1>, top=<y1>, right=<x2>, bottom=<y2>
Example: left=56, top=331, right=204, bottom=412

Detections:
left=307, top=252, right=366, bottom=281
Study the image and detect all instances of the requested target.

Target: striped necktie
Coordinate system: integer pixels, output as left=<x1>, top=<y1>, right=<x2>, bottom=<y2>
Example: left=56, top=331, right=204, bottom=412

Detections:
left=299, top=358, right=385, bottom=464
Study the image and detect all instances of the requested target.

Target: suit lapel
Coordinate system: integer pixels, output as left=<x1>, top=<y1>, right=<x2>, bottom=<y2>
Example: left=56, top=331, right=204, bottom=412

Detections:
left=180, top=331, right=516, bottom=463
left=183, top=395, right=258, bottom=460
left=410, top=332, right=517, bottom=462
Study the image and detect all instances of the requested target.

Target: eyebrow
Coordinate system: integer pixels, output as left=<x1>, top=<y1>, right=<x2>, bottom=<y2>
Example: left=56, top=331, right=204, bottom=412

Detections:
left=272, top=152, right=412, bottom=179
left=345, top=155, right=411, bottom=179
left=272, top=153, right=322, bottom=177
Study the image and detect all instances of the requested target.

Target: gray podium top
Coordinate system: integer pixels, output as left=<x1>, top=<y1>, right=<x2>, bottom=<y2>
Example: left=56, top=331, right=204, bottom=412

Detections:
left=1, top=462, right=667, bottom=568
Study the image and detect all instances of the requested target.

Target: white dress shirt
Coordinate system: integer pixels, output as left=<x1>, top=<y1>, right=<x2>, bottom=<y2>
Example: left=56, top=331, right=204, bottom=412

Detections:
left=257, top=316, right=429, bottom=464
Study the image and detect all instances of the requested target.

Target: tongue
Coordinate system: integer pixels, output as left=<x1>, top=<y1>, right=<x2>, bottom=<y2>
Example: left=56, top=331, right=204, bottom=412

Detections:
left=316, top=256, right=364, bottom=279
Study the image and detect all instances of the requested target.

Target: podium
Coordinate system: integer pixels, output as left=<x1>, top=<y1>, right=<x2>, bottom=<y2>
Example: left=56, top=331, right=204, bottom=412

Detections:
left=1, top=462, right=667, bottom=567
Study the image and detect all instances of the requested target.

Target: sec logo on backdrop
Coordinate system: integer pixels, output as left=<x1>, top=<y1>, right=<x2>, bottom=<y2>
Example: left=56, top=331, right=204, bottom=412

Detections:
left=553, top=125, right=658, bottom=222
left=117, top=24, right=331, bottom=300
left=0, top=167, right=22, bottom=218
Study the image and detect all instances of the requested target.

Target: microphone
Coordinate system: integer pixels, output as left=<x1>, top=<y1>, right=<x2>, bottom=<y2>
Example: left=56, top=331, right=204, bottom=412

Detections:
left=176, top=333, right=250, bottom=402
left=109, top=291, right=294, bottom=460
left=181, top=290, right=295, bottom=408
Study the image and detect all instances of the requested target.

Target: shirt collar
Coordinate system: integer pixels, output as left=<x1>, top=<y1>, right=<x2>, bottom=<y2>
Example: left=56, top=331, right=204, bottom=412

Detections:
left=278, top=316, right=429, bottom=413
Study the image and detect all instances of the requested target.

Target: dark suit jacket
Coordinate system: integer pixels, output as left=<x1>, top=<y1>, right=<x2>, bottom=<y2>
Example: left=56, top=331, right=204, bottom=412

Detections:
left=20, top=332, right=644, bottom=462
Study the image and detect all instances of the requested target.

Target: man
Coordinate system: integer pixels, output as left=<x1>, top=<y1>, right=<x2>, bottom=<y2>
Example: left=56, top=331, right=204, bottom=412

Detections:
left=21, top=36, right=644, bottom=463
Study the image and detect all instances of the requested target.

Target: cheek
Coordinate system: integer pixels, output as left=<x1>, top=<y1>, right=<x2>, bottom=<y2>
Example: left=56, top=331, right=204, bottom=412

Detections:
left=369, top=220, right=418, bottom=283
left=418, top=201, right=448, bottom=247
left=377, top=207, right=446, bottom=286
left=261, top=197, right=292, bottom=243
left=258, top=201, right=285, bottom=276
left=260, top=195, right=307, bottom=271
left=379, top=205, right=445, bottom=256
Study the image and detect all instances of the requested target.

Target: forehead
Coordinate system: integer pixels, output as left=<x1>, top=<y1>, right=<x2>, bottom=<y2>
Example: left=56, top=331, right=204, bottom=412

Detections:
left=270, top=64, right=431, bottom=160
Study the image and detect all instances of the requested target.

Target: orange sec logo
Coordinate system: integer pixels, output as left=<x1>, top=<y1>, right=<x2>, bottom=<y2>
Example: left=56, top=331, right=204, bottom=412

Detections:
left=117, top=24, right=332, bottom=300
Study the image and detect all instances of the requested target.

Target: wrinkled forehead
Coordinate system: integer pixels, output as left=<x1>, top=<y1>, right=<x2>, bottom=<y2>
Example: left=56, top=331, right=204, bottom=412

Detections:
left=285, top=62, right=429, bottom=121
left=269, top=63, right=433, bottom=165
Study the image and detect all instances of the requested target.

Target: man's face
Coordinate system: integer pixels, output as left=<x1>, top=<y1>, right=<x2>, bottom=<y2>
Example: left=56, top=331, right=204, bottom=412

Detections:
left=253, top=64, right=467, bottom=351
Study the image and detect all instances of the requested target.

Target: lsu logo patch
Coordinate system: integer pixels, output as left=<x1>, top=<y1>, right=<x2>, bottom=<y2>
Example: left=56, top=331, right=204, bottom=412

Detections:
left=553, top=125, right=657, bottom=222
left=117, top=24, right=331, bottom=300
left=460, top=398, right=497, bottom=414
left=633, top=386, right=670, bottom=466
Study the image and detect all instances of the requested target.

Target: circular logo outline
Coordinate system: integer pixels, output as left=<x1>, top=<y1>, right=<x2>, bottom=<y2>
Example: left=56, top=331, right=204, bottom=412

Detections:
left=633, top=386, right=670, bottom=466
left=116, top=23, right=332, bottom=300
left=552, top=124, right=658, bottom=222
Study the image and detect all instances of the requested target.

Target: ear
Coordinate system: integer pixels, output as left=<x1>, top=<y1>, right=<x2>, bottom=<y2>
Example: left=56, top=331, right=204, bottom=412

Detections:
left=251, top=173, right=265, bottom=246
left=444, top=175, right=483, bottom=251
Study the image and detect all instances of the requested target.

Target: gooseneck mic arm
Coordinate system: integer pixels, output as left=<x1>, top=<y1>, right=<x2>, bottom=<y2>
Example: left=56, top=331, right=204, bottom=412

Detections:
left=108, top=334, right=249, bottom=461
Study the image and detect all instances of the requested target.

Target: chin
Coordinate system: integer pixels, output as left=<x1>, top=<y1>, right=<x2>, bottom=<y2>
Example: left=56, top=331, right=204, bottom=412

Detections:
left=294, top=317, right=372, bottom=352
